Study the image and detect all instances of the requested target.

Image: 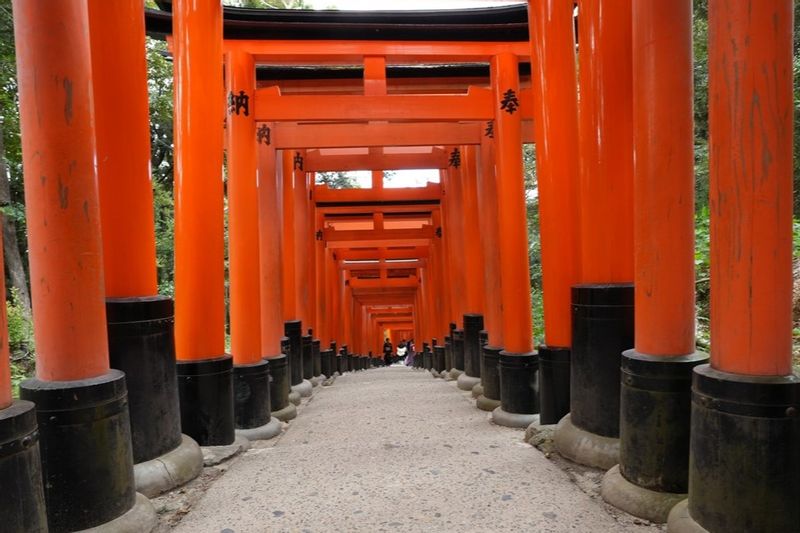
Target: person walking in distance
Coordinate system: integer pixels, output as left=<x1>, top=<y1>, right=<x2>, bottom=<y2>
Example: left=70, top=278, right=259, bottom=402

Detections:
left=383, top=338, right=393, bottom=367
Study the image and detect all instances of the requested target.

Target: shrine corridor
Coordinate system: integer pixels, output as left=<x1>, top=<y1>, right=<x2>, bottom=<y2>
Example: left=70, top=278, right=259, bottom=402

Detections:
left=167, top=368, right=656, bottom=533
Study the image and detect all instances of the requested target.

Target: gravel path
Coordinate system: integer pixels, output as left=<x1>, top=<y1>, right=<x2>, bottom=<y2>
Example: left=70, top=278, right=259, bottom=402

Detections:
left=171, top=366, right=659, bottom=533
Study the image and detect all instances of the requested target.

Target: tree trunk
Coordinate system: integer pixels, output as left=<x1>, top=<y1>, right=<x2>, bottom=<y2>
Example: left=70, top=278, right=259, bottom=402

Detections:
left=0, top=120, right=31, bottom=315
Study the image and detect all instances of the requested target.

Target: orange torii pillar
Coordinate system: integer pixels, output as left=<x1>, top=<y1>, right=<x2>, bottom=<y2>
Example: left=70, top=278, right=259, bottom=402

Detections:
left=89, top=0, right=202, bottom=496
left=293, top=162, right=315, bottom=391
left=668, top=3, right=799, bottom=531
left=526, top=0, right=581, bottom=425
left=475, top=128, right=504, bottom=412
left=226, top=50, right=282, bottom=440
left=13, top=1, right=155, bottom=530
left=437, top=187, right=463, bottom=377
left=489, top=53, right=537, bottom=429
left=553, top=0, right=635, bottom=468
left=598, top=1, right=708, bottom=523
left=314, top=209, right=329, bottom=379
left=0, top=212, right=46, bottom=531
left=171, top=0, right=233, bottom=448
left=256, top=131, right=296, bottom=422
left=282, top=150, right=308, bottom=402
left=457, top=145, right=487, bottom=394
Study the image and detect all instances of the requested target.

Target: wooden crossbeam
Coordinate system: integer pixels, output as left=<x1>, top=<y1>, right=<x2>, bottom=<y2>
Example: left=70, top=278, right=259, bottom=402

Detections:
left=224, top=40, right=531, bottom=66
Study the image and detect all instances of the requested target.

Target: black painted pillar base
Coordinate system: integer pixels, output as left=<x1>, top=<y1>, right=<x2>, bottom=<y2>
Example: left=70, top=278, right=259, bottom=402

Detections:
left=477, top=344, right=502, bottom=411
left=0, top=400, right=47, bottom=532
left=320, top=348, right=334, bottom=378
left=106, top=296, right=182, bottom=465
left=267, top=354, right=290, bottom=412
left=498, top=351, right=539, bottom=414
left=434, top=345, right=446, bottom=373
left=666, top=365, right=800, bottom=533
left=569, top=283, right=634, bottom=438
left=302, top=332, right=313, bottom=380
left=285, top=321, right=303, bottom=386
left=453, top=329, right=465, bottom=371
left=537, top=345, right=571, bottom=425
left=20, top=370, right=139, bottom=532
left=444, top=336, right=453, bottom=372
left=601, top=350, right=709, bottom=523
left=423, top=345, right=432, bottom=371
left=176, top=355, right=235, bottom=446
left=233, top=359, right=271, bottom=430
left=312, top=339, right=322, bottom=377
left=463, top=314, right=484, bottom=378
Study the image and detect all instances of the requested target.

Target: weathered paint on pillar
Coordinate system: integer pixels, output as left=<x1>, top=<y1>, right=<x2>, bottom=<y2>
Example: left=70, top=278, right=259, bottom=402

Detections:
left=527, top=0, right=581, bottom=348
left=708, top=0, right=794, bottom=376
left=257, top=132, right=284, bottom=357
left=227, top=50, right=261, bottom=364
left=173, top=0, right=225, bottom=360
left=293, top=151, right=311, bottom=326
left=576, top=0, right=634, bottom=284
left=477, top=135, right=504, bottom=347
left=14, top=0, right=110, bottom=380
left=442, top=164, right=466, bottom=324
left=282, top=150, right=298, bottom=320
left=461, top=145, right=486, bottom=315
left=88, top=0, right=158, bottom=298
left=632, top=0, right=695, bottom=356
left=315, top=208, right=327, bottom=343
left=492, top=53, right=533, bottom=354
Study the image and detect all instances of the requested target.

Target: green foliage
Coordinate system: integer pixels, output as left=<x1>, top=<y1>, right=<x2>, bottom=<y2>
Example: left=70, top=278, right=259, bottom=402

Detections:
left=523, top=144, right=544, bottom=345
left=316, top=171, right=358, bottom=189
left=224, top=0, right=312, bottom=8
left=7, top=287, right=33, bottom=396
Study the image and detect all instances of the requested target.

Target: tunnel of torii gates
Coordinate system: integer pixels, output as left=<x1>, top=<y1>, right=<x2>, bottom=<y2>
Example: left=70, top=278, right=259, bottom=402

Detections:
left=0, top=1, right=795, bottom=532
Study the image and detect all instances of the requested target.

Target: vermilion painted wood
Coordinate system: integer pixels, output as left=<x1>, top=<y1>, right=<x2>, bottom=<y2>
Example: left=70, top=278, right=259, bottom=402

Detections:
left=305, top=149, right=448, bottom=172
left=281, top=149, right=298, bottom=321
left=256, top=86, right=495, bottom=122
left=492, top=54, right=533, bottom=354
left=632, top=0, right=695, bottom=357
left=273, top=122, right=483, bottom=150
left=88, top=0, right=159, bottom=298
left=257, top=140, right=285, bottom=357
left=14, top=0, right=110, bottom=380
left=227, top=50, right=262, bottom=364
left=173, top=0, right=226, bottom=361
left=461, top=145, right=486, bottom=315
left=708, top=0, right=794, bottom=376
left=576, top=0, right=634, bottom=284
left=476, top=136, right=504, bottom=347
left=527, top=0, right=581, bottom=348
left=224, top=39, right=531, bottom=65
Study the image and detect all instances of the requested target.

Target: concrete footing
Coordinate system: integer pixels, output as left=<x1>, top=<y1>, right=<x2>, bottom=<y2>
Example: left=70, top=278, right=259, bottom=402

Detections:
left=472, top=383, right=483, bottom=399
left=201, top=435, right=250, bottom=467
left=77, top=493, right=157, bottom=533
left=310, top=376, right=320, bottom=387
left=666, top=500, right=709, bottom=533
left=272, top=403, right=297, bottom=422
left=133, top=434, right=203, bottom=498
left=491, top=407, right=538, bottom=429
left=448, top=368, right=463, bottom=380
left=288, top=390, right=301, bottom=406
left=457, top=373, right=481, bottom=391
left=554, top=414, right=619, bottom=470
left=476, top=394, right=501, bottom=412
left=601, top=465, right=686, bottom=524
left=293, top=379, right=313, bottom=398
left=235, top=417, right=283, bottom=441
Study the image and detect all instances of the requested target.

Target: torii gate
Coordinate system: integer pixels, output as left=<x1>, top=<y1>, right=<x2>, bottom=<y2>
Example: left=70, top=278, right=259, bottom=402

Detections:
left=2, top=2, right=795, bottom=533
